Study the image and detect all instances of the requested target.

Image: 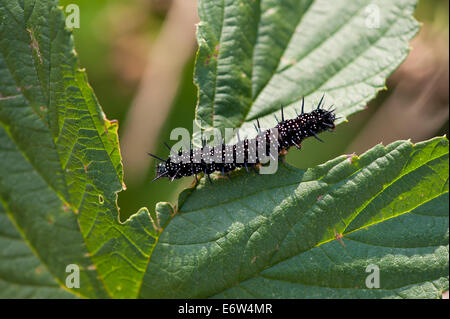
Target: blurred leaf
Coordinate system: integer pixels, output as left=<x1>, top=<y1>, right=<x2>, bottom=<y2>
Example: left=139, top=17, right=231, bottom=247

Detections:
left=140, top=137, right=449, bottom=298
left=194, top=0, right=420, bottom=139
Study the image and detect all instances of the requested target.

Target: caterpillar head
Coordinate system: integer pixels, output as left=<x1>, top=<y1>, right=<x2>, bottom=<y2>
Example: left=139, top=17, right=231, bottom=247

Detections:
left=316, top=109, right=336, bottom=130
left=156, top=162, right=168, bottom=178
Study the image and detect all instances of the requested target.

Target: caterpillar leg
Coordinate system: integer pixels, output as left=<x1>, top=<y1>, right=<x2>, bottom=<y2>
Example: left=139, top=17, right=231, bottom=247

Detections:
left=217, top=167, right=232, bottom=180
left=279, top=149, right=288, bottom=163
left=190, top=174, right=199, bottom=187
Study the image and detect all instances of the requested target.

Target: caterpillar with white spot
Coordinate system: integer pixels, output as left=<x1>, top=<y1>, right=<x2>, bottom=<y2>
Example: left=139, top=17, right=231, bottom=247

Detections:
left=149, top=95, right=336, bottom=183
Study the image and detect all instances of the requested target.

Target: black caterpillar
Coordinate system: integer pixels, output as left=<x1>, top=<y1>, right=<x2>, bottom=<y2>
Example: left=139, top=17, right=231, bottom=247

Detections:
left=150, top=96, right=336, bottom=182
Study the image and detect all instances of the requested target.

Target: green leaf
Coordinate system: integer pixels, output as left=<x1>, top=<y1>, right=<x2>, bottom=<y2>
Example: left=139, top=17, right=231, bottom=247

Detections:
left=194, top=0, right=420, bottom=138
left=0, top=0, right=159, bottom=298
left=139, top=137, right=449, bottom=298
left=0, top=201, right=75, bottom=298
left=1, top=0, right=447, bottom=300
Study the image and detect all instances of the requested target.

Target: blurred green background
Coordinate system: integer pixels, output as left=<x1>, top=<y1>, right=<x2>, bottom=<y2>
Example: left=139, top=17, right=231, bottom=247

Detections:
left=60, top=0, right=449, bottom=220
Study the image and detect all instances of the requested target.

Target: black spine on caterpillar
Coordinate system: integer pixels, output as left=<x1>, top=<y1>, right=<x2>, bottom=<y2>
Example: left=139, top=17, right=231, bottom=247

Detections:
left=150, top=96, right=336, bottom=182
